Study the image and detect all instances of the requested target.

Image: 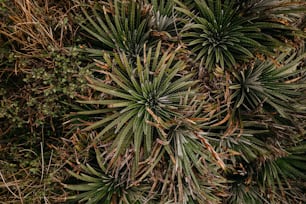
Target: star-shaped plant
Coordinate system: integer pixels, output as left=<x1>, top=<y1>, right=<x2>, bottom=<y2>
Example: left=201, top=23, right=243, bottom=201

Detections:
left=76, top=42, right=197, bottom=167
left=230, top=51, right=306, bottom=118
left=176, top=0, right=304, bottom=71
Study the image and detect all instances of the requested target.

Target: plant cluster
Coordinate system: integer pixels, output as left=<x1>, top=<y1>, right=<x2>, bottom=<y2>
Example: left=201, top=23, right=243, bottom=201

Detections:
left=0, top=0, right=306, bottom=203
left=65, top=0, right=306, bottom=203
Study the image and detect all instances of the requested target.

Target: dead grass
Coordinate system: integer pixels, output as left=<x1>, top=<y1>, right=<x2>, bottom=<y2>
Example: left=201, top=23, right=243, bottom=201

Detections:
left=0, top=0, right=78, bottom=203
left=0, top=141, right=67, bottom=203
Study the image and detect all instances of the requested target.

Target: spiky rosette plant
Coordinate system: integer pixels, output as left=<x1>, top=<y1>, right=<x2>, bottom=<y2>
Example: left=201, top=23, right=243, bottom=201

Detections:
left=156, top=127, right=226, bottom=203
left=175, top=0, right=305, bottom=71
left=221, top=127, right=306, bottom=204
left=74, top=42, right=197, bottom=170
left=230, top=51, right=306, bottom=118
left=74, top=0, right=153, bottom=58
left=64, top=147, right=151, bottom=204
left=176, top=0, right=264, bottom=71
